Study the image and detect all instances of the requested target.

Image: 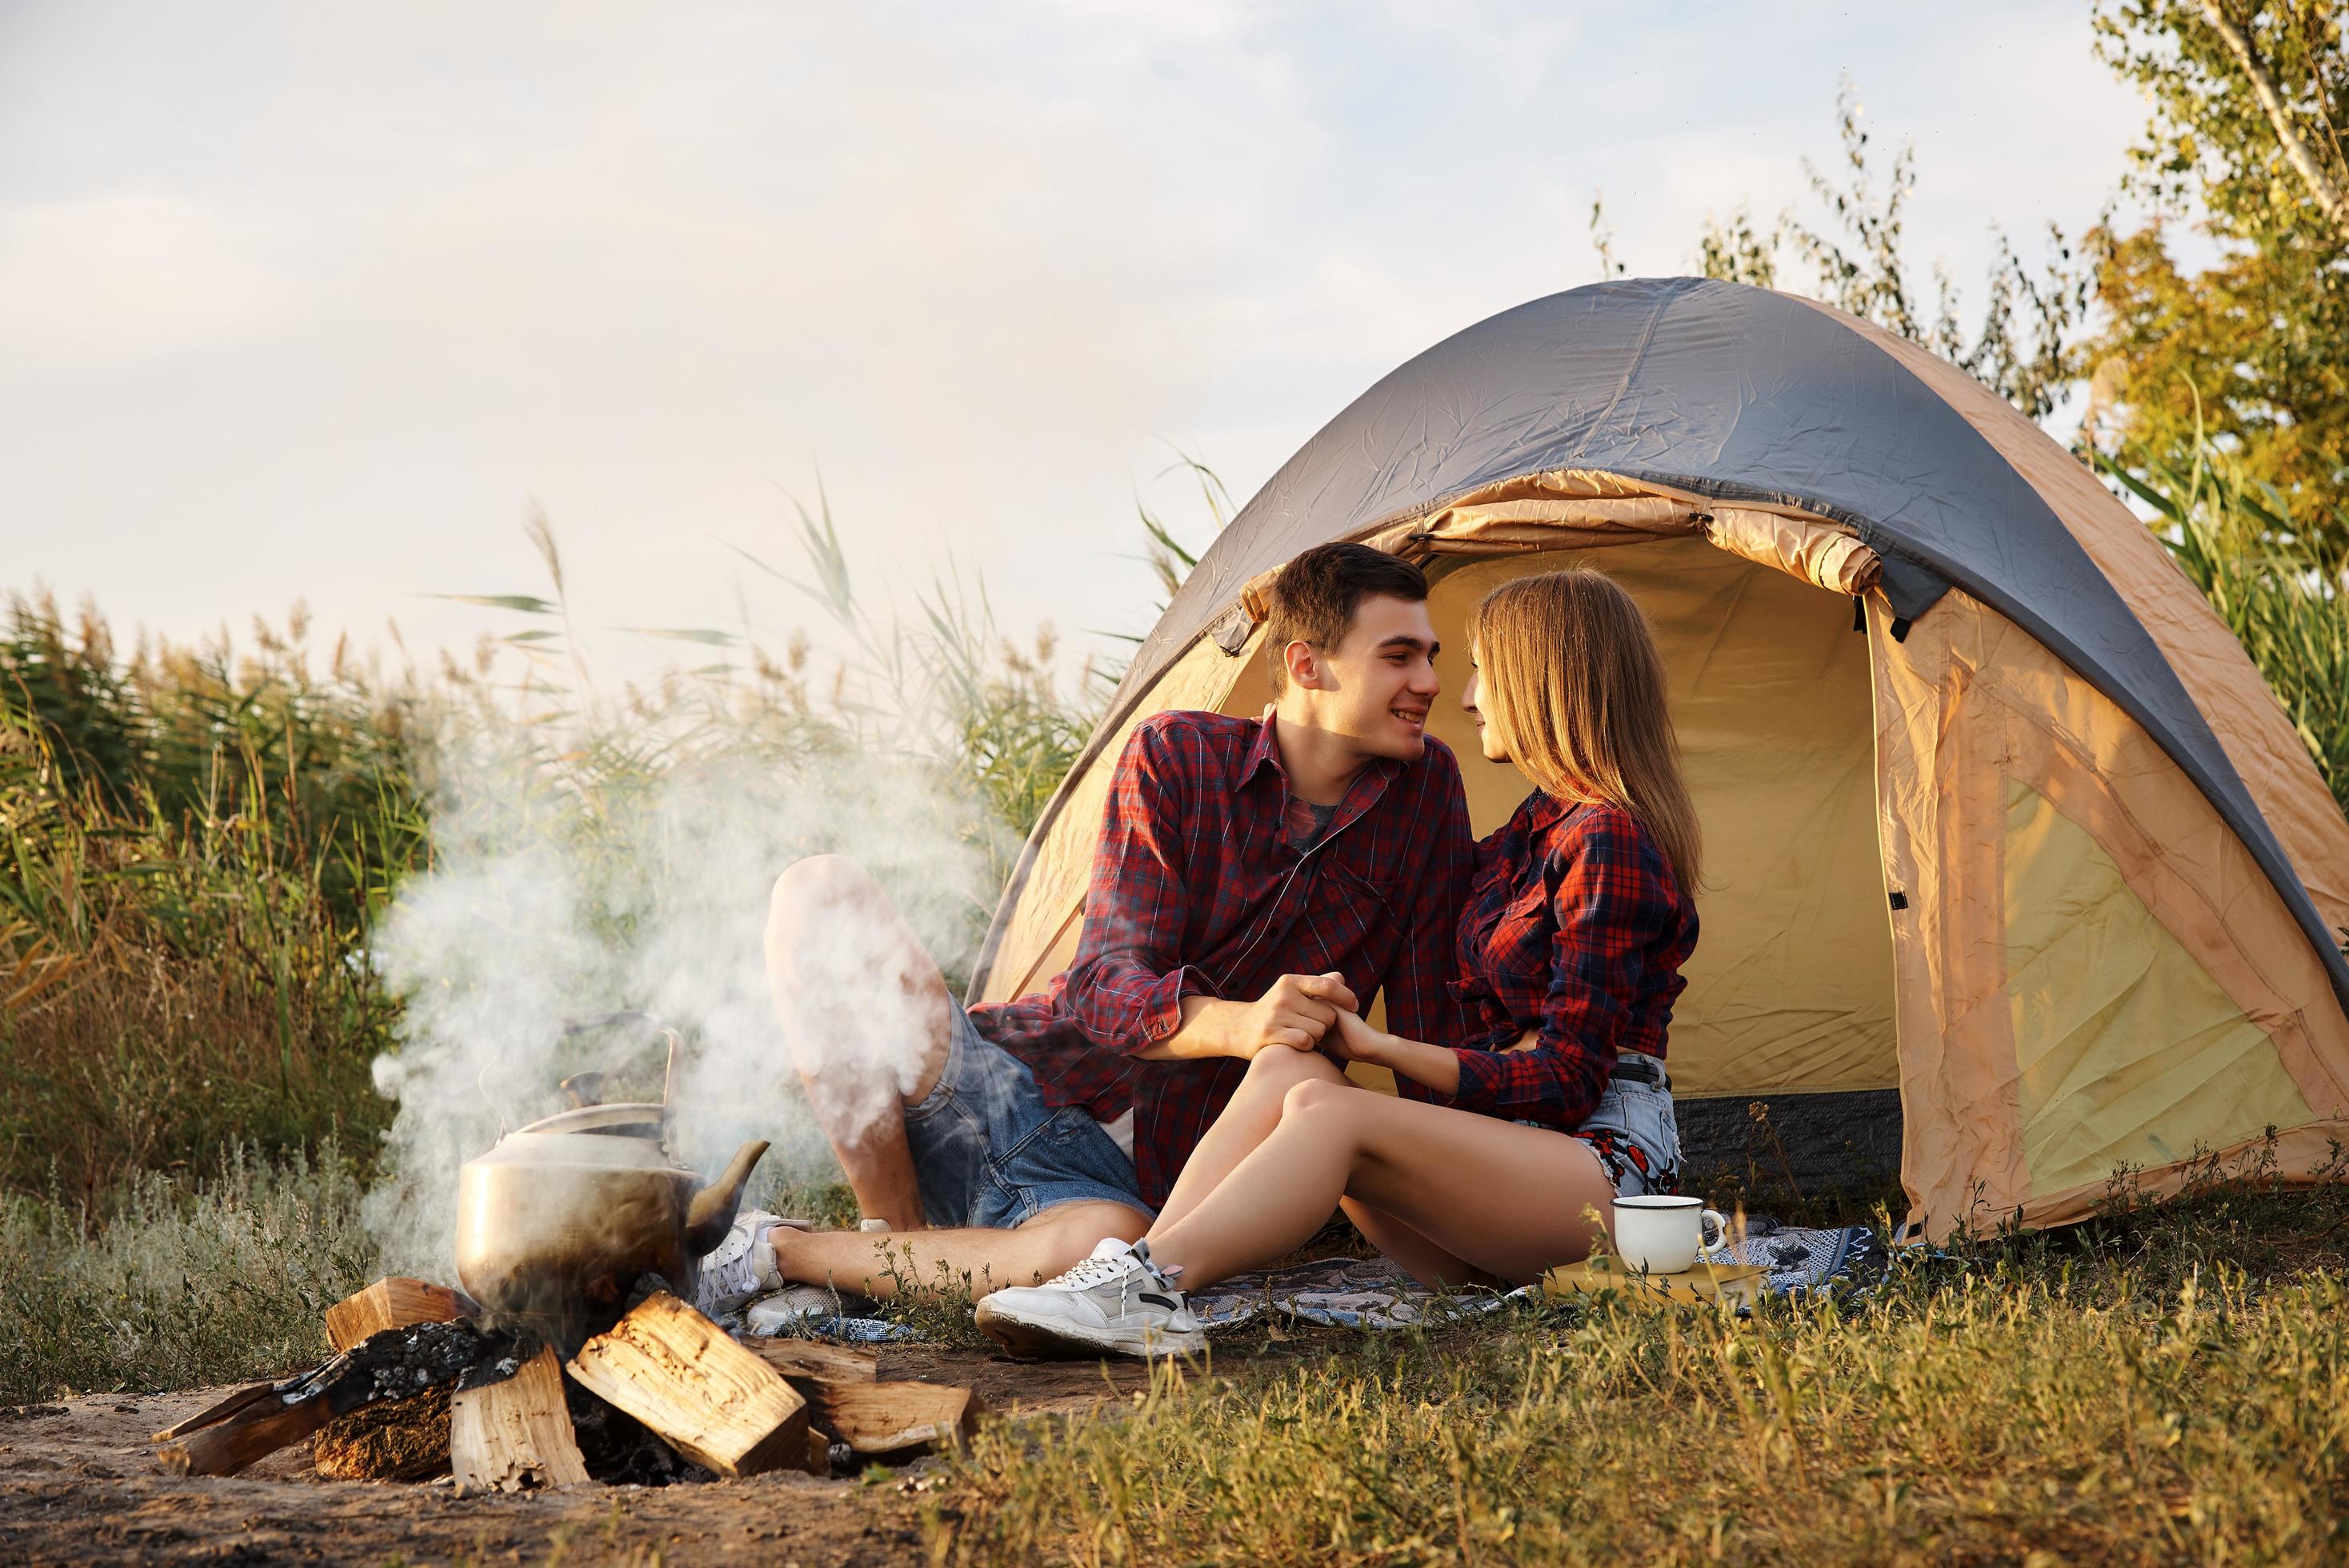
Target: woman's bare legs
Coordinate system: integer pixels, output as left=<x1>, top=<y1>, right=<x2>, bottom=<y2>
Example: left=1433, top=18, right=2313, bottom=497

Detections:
left=1150, top=1046, right=1347, bottom=1232
left=1143, top=1079, right=1616, bottom=1290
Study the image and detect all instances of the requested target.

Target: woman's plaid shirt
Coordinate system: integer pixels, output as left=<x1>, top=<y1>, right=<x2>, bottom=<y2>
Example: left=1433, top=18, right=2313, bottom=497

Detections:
left=1408, top=790, right=1699, bottom=1130
left=971, top=711, right=1476, bottom=1208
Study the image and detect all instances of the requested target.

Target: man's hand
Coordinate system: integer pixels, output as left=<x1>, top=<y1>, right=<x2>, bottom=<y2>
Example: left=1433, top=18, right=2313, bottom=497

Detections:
left=1234, top=971, right=1359, bottom=1058
left=1146, top=972, right=1359, bottom=1062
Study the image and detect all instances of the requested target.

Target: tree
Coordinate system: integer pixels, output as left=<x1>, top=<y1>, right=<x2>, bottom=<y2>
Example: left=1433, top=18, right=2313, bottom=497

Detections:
left=1682, top=83, right=2091, bottom=420
left=2083, top=0, right=2349, bottom=526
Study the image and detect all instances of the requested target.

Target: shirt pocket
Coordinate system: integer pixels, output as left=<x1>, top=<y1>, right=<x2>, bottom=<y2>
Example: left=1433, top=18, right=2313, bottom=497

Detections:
left=1294, top=858, right=1394, bottom=974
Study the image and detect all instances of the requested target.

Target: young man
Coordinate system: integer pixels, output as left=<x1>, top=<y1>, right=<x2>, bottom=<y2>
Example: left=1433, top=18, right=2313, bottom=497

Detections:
left=707, top=543, right=1474, bottom=1315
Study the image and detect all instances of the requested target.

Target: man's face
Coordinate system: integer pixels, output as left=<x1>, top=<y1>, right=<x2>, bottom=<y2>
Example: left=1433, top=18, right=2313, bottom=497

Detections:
left=1298, top=593, right=1441, bottom=761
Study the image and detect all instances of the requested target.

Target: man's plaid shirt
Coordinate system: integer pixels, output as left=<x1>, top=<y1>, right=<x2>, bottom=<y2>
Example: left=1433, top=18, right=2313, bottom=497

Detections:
left=970, top=711, right=1475, bottom=1208
left=1403, top=790, right=1698, bottom=1130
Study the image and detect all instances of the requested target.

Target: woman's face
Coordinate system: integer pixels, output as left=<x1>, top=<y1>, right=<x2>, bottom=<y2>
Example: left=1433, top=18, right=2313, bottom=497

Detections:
left=1462, top=641, right=1511, bottom=763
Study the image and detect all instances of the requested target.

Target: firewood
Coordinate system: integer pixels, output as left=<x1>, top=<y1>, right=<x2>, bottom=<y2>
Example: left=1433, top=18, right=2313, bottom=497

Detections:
left=324, top=1278, right=471, bottom=1353
left=565, top=1293, right=809, bottom=1478
left=745, top=1338, right=878, bottom=1383
left=156, top=1319, right=502, bottom=1478
left=314, top=1385, right=453, bottom=1482
left=793, top=1379, right=982, bottom=1456
left=450, top=1346, right=589, bottom=1495
left=803, top=1423, right=834, bottom=1477
left=153, top=1382, right=278, bottom=1444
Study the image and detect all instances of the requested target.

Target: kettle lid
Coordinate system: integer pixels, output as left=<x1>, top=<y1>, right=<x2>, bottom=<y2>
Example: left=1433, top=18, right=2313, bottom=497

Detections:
left=512, top=1102, right=670, bottom=1137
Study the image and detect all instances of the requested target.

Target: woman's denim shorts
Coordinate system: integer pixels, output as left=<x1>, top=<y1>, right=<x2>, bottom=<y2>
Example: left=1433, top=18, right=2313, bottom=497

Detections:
left=1521, top=1071, right=1684, bottom=1198
left=902, top=1008, right=1151, bottom=1230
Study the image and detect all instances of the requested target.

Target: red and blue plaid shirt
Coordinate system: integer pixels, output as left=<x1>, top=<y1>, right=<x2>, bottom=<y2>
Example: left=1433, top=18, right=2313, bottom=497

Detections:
left=1404, top=790, right=1698, bottom=1131
left=971, top=712, right=1476, bottom=1208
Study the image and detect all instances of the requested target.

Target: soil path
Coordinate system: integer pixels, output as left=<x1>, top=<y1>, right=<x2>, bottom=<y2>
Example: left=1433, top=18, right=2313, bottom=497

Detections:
left=0, top=1342, right=1154, bottom=1566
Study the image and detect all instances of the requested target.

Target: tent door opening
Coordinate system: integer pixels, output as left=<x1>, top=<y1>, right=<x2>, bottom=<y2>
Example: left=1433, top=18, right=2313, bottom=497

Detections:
left=1216, top=532, right=1907, bottom=1195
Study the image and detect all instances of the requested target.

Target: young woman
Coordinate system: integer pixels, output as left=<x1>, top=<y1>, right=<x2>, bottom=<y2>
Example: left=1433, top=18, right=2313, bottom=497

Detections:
left=974, top=568, right=1705, bottom=1358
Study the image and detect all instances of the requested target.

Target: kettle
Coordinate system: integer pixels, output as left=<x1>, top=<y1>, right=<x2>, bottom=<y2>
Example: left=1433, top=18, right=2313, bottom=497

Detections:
left=452, top=1025, right=769, bottom=1347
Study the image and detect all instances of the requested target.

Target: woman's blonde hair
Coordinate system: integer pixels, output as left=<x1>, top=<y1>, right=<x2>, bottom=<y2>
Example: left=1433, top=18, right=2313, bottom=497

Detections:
left=1468, top=568, right=1703, bottom=894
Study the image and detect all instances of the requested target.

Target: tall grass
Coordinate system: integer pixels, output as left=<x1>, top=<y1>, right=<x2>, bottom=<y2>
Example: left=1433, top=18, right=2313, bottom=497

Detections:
left=0, top=597, right=422, bottom=1204
left=2099, top=444, right=2349, bottom=811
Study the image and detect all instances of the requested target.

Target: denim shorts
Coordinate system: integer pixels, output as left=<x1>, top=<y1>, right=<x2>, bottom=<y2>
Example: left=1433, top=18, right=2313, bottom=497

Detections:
left=902, top=1007, right=1150, bottom=1230
left=1522, top=1074, right=1683, bottom=1198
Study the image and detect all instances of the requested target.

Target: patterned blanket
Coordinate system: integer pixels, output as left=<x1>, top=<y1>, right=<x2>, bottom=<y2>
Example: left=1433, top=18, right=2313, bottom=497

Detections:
left=1189, top=1220, right=1890, bottom=1331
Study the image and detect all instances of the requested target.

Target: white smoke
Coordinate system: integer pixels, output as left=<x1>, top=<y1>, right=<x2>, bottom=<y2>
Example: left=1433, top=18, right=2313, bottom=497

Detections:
left=362, top=723, right=1003, bottom=1281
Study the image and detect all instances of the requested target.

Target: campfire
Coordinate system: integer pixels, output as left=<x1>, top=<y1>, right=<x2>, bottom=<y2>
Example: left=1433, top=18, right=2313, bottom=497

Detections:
left=149, top=1276, right=982, bottom=1490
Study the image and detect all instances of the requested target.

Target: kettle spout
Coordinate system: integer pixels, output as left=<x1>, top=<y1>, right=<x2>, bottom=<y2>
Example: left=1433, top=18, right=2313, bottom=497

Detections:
left=683, top=1139, right=771, bottom=1254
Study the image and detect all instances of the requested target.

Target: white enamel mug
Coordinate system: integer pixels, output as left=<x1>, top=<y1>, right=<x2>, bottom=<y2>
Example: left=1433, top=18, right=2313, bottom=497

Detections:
left=1611, top=1194, right=1731, bottom=1274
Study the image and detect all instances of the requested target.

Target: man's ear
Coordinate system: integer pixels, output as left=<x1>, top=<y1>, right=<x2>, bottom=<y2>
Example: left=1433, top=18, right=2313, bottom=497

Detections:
left=1281, top=638, right=1328, bottom=692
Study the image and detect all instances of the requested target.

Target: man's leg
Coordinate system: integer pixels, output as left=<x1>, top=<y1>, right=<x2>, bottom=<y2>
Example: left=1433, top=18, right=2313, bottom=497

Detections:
left=768, top=1199, right=1148, bottom=1302
left=764, top=854, right=951, bottom=1230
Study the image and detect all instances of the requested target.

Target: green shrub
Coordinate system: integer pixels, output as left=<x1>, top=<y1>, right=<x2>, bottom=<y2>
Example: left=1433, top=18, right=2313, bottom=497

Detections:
left=0, top=1141, right=376, bottom=1402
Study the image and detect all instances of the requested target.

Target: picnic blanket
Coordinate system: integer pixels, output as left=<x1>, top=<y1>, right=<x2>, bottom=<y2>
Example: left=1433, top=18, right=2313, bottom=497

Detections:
left=731, top=1221, right=1895, bottom=1343
left=1190, top=1221, right=1889, bottom=1331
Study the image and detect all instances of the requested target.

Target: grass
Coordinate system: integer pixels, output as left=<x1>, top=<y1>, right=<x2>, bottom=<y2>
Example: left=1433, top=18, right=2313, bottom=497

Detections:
left=0, top=1140, right=377, bottom=1404
left=926, top=1165, right=2349, bottom=1566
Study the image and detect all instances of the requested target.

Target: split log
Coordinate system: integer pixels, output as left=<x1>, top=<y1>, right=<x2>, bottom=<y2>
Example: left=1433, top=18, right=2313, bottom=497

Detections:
left=793, top=1379, right=982, bottom=1456
left=314, top=1385, right=453, bottom=1482
left=450, top=1346, right=589, bottom=1495
left=804, top=1424, right=835, bottom=1478
left=153, top=1383, right=278, bottom=1445
left=156, top=1320, right=502, bottom=1478
left=324, top=1278, right=471, bottom=1354
left=745, top=1338, right=878, bottom=1383
left=565, top=1293, right=809, bottom=1478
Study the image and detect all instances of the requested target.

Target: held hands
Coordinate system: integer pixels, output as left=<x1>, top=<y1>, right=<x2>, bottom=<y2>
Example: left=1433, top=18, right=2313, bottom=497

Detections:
left=1327, top=1004, right=1394, bottom=1066
left=1234, top=971, right=1359, bottom=1057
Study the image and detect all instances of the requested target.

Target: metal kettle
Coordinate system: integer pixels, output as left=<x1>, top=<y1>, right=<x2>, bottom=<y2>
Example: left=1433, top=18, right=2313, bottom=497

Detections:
left=452, top=1025, right=768, bottom=1347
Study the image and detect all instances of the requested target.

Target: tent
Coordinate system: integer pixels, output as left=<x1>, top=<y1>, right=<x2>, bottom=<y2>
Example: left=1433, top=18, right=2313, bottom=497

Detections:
left=970, top=277, right=2349, bottom=1239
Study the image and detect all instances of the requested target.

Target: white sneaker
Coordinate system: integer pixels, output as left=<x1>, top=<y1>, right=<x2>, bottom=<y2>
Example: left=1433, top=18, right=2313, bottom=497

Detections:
left=693, top=1210, right=794, bottom=1317
left=974, top=1238, right=1206, bottom=1359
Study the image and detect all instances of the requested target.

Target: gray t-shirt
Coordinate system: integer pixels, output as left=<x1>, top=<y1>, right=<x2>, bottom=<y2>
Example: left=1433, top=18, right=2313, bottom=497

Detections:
left=1285, top=794, right=1339, bottom=850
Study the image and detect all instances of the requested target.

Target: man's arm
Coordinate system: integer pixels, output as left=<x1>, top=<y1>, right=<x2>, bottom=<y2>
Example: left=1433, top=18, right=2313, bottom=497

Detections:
left=1056, top=718, right=1354, bottom=1062
left=1137, top=974, right=1359, bottom=1061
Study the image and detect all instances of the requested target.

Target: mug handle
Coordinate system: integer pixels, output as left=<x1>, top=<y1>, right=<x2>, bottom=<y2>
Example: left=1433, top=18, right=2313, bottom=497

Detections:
left=1698, top=1208, right=1733, bottom=1261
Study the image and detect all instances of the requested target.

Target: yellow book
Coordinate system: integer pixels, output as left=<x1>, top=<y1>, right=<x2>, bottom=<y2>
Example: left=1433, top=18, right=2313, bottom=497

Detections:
left=1541, top=1254, right=1771, bottom=1310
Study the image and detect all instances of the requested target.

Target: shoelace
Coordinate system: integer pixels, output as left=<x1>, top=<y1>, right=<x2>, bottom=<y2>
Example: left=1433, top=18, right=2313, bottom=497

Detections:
left=1044, top=1253, right=1138, bottom=1291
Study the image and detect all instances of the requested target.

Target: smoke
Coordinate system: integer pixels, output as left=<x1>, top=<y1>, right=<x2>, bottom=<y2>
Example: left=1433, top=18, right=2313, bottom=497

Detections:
left=362, top=726, right=1002, bottom=1281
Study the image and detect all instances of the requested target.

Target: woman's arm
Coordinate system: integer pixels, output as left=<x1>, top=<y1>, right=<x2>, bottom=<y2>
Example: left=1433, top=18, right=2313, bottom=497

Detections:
left=1329, top=1008, right=1461, bottom=1096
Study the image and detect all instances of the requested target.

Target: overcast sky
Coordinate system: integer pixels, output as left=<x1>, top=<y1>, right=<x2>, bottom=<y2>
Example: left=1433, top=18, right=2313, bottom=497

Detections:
left=0, top=2, right=2152, bottom=681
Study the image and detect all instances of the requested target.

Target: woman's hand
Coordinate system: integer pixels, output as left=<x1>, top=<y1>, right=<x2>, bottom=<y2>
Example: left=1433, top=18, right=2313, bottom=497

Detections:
left=1327, top=1006, right=1395, bottom=1066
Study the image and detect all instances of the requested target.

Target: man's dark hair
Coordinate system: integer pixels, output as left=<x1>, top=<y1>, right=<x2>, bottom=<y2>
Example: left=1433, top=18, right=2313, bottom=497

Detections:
left=1261, top=542, right=1430, bottom=694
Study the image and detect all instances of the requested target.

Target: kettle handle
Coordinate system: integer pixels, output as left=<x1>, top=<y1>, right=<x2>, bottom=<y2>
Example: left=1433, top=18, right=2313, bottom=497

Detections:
left=660, top=1028, right=681, bottom=1107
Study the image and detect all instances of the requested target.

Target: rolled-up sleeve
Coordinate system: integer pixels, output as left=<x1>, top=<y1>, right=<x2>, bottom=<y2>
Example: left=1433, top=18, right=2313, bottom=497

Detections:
left=1055, top=722, right=1216, bottom=1052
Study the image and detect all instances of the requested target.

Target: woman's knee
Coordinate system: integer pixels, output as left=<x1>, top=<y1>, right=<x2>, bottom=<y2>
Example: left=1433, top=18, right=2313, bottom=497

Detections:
left=1279, top=1074, right=1356, bottom=1123
left=1243, top=1044, right=1343, bottom=1094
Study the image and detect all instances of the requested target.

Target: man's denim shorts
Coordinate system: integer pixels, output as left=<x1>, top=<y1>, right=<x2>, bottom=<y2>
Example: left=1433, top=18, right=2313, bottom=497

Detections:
left=902, top=1007, right=1150, bottom=1230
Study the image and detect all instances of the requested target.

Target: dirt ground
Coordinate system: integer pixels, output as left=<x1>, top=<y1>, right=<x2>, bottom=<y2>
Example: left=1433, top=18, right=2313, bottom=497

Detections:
left=0, top=1343, right=1155, bottom=1566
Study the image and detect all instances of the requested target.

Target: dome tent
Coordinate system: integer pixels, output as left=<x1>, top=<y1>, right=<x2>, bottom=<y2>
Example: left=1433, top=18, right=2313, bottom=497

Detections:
left=971, top=277, right=2349, bottom=1239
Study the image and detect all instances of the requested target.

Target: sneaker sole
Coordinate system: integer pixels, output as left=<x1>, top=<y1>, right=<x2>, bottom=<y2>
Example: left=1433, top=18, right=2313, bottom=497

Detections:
left=974, top=1298, right=1205, bottom=1361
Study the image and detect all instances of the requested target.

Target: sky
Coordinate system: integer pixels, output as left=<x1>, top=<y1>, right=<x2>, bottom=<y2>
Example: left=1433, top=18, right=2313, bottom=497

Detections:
left=0, top=2, right=2155, bottom=682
